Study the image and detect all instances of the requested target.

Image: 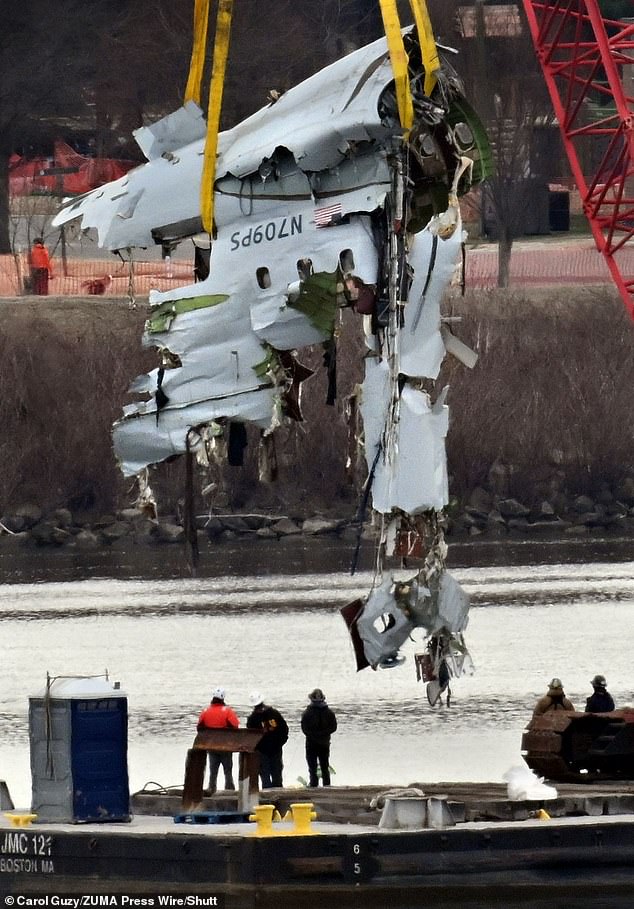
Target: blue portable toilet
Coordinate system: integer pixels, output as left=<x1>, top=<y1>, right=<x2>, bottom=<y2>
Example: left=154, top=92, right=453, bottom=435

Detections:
left=29, top=675, right=130, bottom=823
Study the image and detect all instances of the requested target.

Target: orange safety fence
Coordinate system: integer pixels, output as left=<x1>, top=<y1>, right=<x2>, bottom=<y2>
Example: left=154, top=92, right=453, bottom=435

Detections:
left=465, top=241, right=634, bottom=287
left=1, top=242, right=629, bottom=298
left=0, top=254, right=196, bottom=298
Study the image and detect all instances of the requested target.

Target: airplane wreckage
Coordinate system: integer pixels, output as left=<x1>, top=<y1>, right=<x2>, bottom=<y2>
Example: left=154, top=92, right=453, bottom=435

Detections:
left=54, top=14, right=491, bottom=698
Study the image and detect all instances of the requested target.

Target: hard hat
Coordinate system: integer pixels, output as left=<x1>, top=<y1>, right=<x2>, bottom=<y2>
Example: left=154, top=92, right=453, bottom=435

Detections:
left=212, top=687, right=225, bottom=700
left=548, top=678, right=563, bottom=691
left=591, top=674, right=607, bottom=688
left=249, top=690, right=263, bottom=707
left=309, top=688, right=325, bottom=702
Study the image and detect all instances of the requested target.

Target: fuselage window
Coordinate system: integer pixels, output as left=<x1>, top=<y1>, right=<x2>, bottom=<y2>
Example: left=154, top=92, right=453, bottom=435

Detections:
left=339, top=249, right=355, bottom=273
left=297, top=258, right=313, bottom=281
left=256, top=266, right=271, bottom=289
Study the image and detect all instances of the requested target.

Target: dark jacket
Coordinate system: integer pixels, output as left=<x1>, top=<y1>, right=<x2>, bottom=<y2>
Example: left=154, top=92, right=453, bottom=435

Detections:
left=301, top=701, right=337, bottom=747
left=246, top=705, right=289, bottom=755
left=585, top=689, right=615, bottom=713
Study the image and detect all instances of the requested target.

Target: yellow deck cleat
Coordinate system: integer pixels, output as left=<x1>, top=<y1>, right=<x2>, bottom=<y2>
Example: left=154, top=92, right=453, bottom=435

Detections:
left=288, top=802, right=317, bottom=835
left=4, top=813, right=37, bottom=827
left=248, top=804, right=281, bottom=836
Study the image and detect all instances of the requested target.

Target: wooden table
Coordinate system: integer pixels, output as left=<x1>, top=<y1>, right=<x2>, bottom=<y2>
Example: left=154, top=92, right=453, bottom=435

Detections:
left=182, top=728, right=264, bottom=811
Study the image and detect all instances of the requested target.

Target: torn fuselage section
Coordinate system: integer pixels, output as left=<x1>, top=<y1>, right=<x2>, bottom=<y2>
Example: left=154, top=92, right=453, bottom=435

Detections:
left=69, top=30, right=485, bottom=484
left=53, top=28, right=487, bottom=682
left=343, top=549, right=470, bottom=672
left=110, top=147, right=387, bottom=475
left=334, top=41, right=483, bottom=681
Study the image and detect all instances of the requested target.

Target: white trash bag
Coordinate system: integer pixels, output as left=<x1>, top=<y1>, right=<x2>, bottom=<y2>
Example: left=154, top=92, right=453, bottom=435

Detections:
left=503, top=765, right=558, bottom=801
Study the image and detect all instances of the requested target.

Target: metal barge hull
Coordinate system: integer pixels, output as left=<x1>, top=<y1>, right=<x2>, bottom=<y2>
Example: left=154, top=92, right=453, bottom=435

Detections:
left=3, top=796, right=634, bottom=907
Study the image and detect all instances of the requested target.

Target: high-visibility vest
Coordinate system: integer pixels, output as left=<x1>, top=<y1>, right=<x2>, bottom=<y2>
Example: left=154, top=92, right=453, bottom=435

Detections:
left=30, top=244, right=52, bottom=272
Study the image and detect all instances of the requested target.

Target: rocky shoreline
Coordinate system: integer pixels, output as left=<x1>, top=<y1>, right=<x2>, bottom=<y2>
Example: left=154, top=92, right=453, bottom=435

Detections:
left=2, top=474, right=634, bottom=551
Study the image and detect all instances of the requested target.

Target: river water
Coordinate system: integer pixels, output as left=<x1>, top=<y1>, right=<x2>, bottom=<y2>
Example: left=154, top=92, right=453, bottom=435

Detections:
left=1, top=536, right=633, bottom=810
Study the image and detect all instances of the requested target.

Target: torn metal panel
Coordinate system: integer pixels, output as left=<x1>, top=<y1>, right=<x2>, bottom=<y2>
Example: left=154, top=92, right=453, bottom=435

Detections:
left=356, top=576, right=416, bottom=669
left=399, top=217, right=463, bottom=380
left=142, top=303, right=270, bottom=409
left=440, top=323, right=478, bottom=369
left=113, top=195, right=381, bottom=471
left=354, top=567, right=470, bottom=670
left=358, top=356, right=392, bottom=468
left=405, top=570, right=470, bottom=636
left=210, top=36, right=396, bottom=178
left=51, top=33, right=395, bottom=249
left=360, top=360, right=449, bottom=514
left=113, top=296, right=278, bottom=475
left=134, top=101, right=207, bottom=161
left=53, top=28, right=487, bottom=250
left=52, top=138, right=203, bottom=250
left=113, top=386, right=276, bottom=477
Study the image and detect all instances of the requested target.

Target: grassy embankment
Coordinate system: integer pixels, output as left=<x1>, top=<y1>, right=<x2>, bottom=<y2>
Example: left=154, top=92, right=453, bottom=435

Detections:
left=1, top=288, right=632, bottom=522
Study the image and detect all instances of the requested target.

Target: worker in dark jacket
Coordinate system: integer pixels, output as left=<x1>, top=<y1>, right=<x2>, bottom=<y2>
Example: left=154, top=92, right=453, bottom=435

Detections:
left=585, top=674, right=615, bottom=713
left=246, top=691, right=289, bottom=788
left=532, top=678, right=575, bottom=716
left=301, top=688, right=337, bottom=787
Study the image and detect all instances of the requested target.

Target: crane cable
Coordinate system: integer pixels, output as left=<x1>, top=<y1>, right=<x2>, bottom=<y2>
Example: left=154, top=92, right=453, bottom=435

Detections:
left=378, top=0, right=440, bottom=130
left=185, top=0, right=235, bottom=235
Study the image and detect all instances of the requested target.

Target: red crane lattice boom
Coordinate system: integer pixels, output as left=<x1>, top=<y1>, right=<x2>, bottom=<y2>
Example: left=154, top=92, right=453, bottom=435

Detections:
left=522, top=0, right=634, bottom=319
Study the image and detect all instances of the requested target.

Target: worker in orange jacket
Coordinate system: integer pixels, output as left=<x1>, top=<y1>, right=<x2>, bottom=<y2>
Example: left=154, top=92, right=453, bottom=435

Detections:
left=197, top=687, right=240, bottom=793
left=29, top=237, right=54, bottom=295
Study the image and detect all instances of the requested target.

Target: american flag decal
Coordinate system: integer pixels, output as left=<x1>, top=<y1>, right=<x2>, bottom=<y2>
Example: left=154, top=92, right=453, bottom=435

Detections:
left=314, top=202, right=343, bottom=227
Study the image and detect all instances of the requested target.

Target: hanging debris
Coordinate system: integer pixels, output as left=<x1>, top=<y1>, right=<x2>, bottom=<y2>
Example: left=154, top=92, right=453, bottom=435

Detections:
left=52, top=11, right=490, bottom=690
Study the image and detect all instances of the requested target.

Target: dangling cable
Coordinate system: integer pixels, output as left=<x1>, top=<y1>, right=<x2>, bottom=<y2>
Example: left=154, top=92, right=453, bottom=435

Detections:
left=184, top=429, right=200, bottom=577
left=350, top=442, right=382, bottom=576
left=183, top=429, right=200, bottom=577
left=126, top=248, right=136, bottom=310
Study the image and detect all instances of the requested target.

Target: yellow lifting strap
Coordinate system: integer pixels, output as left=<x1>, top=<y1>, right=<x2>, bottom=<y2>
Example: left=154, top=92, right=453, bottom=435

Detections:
left=184, top=0, right=211, bottom=105
left=185, top=0, right=234, bottom=234
left=200, top=0, right=234, bottom=234
left=408, top=0, right=440, bottom=97
left=378, top=0, right=414, bottom=131
left=378, top=0, right=440, bottom=130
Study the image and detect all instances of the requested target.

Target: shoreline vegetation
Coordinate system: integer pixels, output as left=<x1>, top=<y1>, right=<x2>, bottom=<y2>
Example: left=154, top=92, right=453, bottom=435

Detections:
left=1, top=288, right=633, bottom=554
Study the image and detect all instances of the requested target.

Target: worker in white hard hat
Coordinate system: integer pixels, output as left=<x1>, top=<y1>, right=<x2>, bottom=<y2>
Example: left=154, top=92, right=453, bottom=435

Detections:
left=532, top=678, right=575, bottom=716
left=585, top=674, right=615, bottom=713
left=197, top=687, right=240, bottom=793
left=246, top=691, right=289, bottom=788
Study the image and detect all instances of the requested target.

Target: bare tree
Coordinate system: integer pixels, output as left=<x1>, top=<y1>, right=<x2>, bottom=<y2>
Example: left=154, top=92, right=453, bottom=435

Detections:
left=0, top=1, right=107, bottom=252
left=0, top=0, right=192, bottom=252
left=482, top=89, right=558, bottom=286
left=433, top=0, right=558, bottom=286
left=0, top=0, right=403, bottom=253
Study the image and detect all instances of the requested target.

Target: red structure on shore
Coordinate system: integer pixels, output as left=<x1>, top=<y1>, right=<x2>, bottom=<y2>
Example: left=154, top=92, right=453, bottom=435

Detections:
left=522, top=0, right=634, bottom=318
left=9, top=140, right=136, bottom=198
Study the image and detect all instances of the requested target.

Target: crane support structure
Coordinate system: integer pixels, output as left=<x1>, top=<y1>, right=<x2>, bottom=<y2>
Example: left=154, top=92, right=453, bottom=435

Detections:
left=522, top=1, right=634, bottom=318
left=524, top=0, right=634, bottom=318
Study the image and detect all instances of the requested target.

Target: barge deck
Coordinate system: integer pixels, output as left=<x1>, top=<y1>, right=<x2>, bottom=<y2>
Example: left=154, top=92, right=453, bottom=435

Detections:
left=2, top=783, right=634, bottom=907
